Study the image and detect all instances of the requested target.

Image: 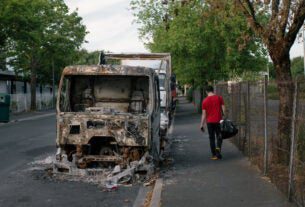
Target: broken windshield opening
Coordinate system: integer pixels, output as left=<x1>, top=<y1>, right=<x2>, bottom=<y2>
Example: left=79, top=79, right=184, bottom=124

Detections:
left=59, top=75, right=150, bottom=114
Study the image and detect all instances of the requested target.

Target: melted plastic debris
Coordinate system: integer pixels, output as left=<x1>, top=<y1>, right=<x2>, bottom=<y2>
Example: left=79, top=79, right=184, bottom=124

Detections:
left=27, top=153, right=155, bottom=190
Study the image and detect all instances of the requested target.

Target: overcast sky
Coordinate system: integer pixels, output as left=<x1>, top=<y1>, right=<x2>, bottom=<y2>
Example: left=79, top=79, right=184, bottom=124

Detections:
left=64, top=0, right=147, bottom=53
left=64, top=0, right=304, bottom=59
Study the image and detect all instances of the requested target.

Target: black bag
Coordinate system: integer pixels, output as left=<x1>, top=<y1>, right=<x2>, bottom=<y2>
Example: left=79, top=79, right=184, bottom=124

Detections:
left=220, top=119, right=238, bottom=139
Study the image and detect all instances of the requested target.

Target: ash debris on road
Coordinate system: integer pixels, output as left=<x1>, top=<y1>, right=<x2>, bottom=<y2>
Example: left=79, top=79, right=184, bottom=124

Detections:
left=27, top=152, right=156, bottom=191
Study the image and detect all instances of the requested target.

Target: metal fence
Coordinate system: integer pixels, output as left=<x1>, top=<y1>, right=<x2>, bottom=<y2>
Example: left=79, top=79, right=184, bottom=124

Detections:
left=10, top=92, right=54, bottom=113
left=215, top=77, right=305, bottom=206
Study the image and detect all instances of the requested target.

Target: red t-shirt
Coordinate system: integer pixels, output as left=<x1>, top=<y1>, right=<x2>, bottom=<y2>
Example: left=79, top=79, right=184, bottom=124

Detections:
left=202, top=95, right=224, bottom=123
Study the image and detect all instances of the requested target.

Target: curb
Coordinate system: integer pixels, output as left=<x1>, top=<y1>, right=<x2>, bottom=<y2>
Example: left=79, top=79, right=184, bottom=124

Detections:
left=133, top=185, right=153, bottom=207
left=133, top=113, right=175, bottom=207
left=149, top=178, right=163, bottom=207
left=15, top=112, right=55, bottom=122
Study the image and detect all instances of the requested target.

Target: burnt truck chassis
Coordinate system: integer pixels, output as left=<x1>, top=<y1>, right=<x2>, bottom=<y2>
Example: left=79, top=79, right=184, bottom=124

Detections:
left=57, top=113, right=150, bottom=169
left=55, top=65, right=161, bottom=170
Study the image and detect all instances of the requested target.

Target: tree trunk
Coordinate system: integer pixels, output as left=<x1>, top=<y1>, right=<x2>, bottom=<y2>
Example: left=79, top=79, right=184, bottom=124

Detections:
left=30, top=65, right=37, bottom=111
left=271, top=50, right=294, bottom=165
left=0, top=37, right=7, bottom=71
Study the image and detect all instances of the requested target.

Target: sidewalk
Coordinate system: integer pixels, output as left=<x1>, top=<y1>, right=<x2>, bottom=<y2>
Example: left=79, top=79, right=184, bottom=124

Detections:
left=161, top=98, right=294, bottom=207
left=0, top=109, right=55, bottom=125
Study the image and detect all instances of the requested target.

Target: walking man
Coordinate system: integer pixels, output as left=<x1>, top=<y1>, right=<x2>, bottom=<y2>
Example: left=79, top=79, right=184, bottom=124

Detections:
left=200, top=85, right=225, bottom=160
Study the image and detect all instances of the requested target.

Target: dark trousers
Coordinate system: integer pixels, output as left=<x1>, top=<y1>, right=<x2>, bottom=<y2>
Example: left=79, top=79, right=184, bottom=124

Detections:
left=207, top=123, right=222, bottom=156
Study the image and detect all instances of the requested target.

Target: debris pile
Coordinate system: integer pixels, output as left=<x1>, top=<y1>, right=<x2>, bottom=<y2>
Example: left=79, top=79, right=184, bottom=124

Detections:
left=29, top=152, right=155, bottom=190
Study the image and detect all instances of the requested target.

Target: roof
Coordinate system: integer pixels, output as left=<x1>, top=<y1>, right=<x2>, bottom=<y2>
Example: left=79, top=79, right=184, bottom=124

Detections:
left=62, top=65, right=156, bottom=77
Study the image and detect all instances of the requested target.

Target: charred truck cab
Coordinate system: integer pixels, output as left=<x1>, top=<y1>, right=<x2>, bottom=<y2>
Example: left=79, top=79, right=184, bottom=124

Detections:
left=56, top=65, right=161, bottom=169
left=102, top=53, right=173, bottom=139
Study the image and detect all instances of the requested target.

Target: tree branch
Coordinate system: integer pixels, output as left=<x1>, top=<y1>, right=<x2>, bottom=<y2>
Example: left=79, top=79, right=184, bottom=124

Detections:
left=245, top=0, right=256, bottom=20
left=279, top=0, right=291, bottom=37
left=271, top=0, right=280, bottom=21
left=235, top=0, right=265, bottom=38
left=285, top=0, right=305, bottom=47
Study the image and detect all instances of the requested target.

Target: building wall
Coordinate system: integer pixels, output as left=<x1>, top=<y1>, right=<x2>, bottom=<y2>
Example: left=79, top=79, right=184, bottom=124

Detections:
left=0, top=81, right=8, bottom=93
left=15, top=81, right=25, bottom=94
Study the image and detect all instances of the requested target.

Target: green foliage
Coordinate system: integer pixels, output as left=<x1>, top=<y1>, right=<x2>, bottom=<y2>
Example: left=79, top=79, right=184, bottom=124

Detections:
left=267, top=82, right=279, bottom=100
left=268, top=62, right=276, bottom=80
left=270, top=57, right=305, bottom=79
left=0, top=0, right=87, bottom=109
left=73, top=50, right=101, bottom=65
left=0, top=0, right=87, bottom=84
left=0, top=0, right=11, bottom=70
left=186, top=87, right=194, bottom=102
left=291, top=56, right=304, bottom=78
left=131, top=0, right=268, bottom=86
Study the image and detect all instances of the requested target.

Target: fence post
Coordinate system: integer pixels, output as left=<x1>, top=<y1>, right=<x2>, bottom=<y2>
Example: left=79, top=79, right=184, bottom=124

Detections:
left=231, top=84, right=237, bottom=146
left=246, top=82, right=251, bottom=158
left=238, top=82, right=242, bottom=149
left=231, top=84, right=234, bottom=121
left=263, top=75, right=268, bottom=176
left=242, top=85, right=247, bottom=152
left=288, top=79, right=299, bottom=202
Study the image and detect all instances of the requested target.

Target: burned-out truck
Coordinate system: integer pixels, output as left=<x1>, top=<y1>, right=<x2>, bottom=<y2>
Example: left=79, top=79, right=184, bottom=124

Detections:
left=101, top=53, right=173, bottom=138
left=55, top=65, right=161, bottom=169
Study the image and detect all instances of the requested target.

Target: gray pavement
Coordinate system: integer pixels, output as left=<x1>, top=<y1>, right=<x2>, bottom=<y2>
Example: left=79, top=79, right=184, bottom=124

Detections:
left=10, top=109, right=56, bottom=122
left=161, top=98, right=294, bottom=207
left=0, top=109, right=56, bottom=126
left=0, top=113, right=140, bottom=207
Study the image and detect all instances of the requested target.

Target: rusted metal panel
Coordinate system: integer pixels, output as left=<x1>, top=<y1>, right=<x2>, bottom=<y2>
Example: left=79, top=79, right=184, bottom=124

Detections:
left=62, top=65, right=155, bottom=76
left=57, top=114, right=149, bottom=147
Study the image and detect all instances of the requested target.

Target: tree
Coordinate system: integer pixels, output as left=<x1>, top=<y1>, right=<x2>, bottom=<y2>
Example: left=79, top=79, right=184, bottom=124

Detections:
left=131, top=0, right=268, bottom=86
left=73, top=50, right=101, bottom=65
left=236, top=0, right=305, bottom=164
left=2, top=0, right=87, bottom=110
left=0, top=0, right=12, bottom=71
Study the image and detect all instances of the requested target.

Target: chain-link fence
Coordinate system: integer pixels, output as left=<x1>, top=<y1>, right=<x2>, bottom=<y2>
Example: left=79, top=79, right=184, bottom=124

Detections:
left=10, top=92, right=55, bottom=113
left=215, top=78, right=305, bottom=206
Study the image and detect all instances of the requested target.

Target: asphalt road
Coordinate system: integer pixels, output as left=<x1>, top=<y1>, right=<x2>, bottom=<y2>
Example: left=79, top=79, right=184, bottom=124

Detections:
left=0, top=115, right=139, bottom=207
